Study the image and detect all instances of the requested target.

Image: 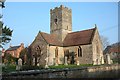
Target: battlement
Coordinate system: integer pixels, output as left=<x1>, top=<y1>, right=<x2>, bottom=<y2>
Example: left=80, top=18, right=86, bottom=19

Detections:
left=50, top=5, right=71, bottom=13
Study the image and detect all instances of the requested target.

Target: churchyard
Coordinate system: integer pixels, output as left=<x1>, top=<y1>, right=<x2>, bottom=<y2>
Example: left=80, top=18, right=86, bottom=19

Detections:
left=2, top=62, right=95, bottom=73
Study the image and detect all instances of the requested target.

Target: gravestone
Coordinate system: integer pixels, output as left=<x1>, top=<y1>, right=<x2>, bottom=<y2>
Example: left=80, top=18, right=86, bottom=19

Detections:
left=93, top=59, right=97, bottom=65
left=111, top=60, right=113, bottom=64
left=64, top=56, right=68, bottom=65
left=55, top=58, right=58, bottom=66
left=16, top=58, right=22, bottom=70
left=77, top=61, right=79, bottom=65
left=45, top=57, right=49, bottom=68
left=53, top=58, right=55, bottom=65
left=101, top=57, right=104, bottom=64
left=97, top=58, right=100, bottom=65
left=106, top=54, right=111, bottom=64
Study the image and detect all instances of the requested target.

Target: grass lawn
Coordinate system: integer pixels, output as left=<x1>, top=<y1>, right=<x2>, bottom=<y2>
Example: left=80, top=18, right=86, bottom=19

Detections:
left=49, top=64, right=94, bottom=69
left=2, top=64, right=100, bottom=73
left=2, top=64, right=16, bottom=73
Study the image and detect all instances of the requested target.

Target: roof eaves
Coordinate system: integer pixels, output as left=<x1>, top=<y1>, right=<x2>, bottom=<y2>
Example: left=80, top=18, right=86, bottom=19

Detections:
left=90, top=27, right=96, bottom=43
left=49, top=43, right=63, bottom=47
left=6, top=46, right=20, bottom=51
left=63, top=42, right=91, bottom=47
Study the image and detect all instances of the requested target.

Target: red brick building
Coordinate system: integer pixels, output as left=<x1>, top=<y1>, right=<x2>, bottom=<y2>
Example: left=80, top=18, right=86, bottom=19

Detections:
left=104, top=42, right=120, bottom=63
left=5, top=43, right=24, bottom=58
left=2, top=48, right=5, bottom=57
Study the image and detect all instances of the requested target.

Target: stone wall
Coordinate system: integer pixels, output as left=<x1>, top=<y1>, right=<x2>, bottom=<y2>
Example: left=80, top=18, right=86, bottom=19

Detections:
left=2, top=64, right=120, bottom=79
left=48, top=46, right=64, bottom=65
left=92, top=27, right=104, bottom=65
left=63, top=44, right=93, bottom=64
left=30, top=32, right=48, bottom=66
left=78, top=44, right=93, bottom=64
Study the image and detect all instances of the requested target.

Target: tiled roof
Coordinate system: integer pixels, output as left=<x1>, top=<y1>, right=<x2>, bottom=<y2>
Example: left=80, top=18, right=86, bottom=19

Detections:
left=104, top=42, right=120, bottom=54
left=6, top=46, right=20, bottom=51
left=63, top=28, right=96, bottom=46
left=109, top=46, right=120, bottom=53
left=40, top=32, right=62, bottom=46
left=39, top=27, right=96, bottom=46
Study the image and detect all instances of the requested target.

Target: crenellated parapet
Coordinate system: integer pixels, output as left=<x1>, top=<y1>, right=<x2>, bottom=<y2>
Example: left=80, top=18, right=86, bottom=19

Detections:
left=50, top=5, right=72, bottom=14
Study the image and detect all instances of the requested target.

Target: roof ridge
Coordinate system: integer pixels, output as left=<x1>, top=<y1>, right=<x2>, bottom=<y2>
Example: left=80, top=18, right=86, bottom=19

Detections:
left=68, top=27, right=95, bottom=34
left=6, top=46, right=21, bottom=51
left=10, top=45, right=20, bottom=47
left=40, top=31, right=50, bottom=35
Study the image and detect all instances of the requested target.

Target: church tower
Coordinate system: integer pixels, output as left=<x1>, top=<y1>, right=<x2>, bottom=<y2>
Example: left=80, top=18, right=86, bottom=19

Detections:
left=50, top=5, right=72, bottom=41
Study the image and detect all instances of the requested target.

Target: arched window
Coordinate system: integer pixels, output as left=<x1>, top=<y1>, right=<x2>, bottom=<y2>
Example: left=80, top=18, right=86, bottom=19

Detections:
left=55, top=47, right=58, bottom=58
left=78, top=46, right=82, bottom=57
left=64, top=49, right=69, bottom=56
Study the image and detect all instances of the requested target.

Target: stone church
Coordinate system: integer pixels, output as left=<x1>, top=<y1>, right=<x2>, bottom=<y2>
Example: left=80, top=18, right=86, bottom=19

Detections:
left=30, top=5, right=104, bottom=66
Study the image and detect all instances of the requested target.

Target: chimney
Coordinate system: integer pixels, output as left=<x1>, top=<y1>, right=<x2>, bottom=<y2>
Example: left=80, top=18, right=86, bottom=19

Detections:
left=20, top=43, right=24, bottom=47
left=9, top=43, right=12, bottom=48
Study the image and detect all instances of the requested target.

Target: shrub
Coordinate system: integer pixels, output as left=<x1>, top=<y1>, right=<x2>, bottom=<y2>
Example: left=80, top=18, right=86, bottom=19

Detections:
left=2, top=64, right=16, bottom=73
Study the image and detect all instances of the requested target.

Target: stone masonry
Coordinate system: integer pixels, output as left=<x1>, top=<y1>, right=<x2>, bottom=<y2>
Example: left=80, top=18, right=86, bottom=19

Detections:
left=30, top=5, right=104, bottom=66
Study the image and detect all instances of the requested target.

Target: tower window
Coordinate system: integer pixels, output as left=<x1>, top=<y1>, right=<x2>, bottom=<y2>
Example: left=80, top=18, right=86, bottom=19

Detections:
left=78, top=46, right=82, bottom=57
left=54, top=18, right=57, bottom=23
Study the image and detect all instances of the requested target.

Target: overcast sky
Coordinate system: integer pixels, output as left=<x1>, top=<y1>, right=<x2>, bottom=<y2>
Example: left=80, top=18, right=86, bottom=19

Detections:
left=3, top=2, right=118, bottom=49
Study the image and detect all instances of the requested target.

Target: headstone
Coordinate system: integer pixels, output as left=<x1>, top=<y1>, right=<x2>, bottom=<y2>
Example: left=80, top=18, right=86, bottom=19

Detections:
left=93, top=59, right=97, bottom=65
left=97, top=58, right=100, bottom=65
left=55, top=58, right=58, bottom=66
left=16, top=58, right=22, bottom=70
left=45, top=64, right=49, bottom=68
left=77, top=61, right=79, bottom=65
left=64, top=56, right=68, bottom=65
left=106, top=54, right=111, bottom=64
left=53, top=58, right=55, bottom=65
left=45, top=57, right=49, bottom=68
left=101, top=57, right=104, bottom=64
left=37, top=63, right=40, bottom=66
left=18, top=58, right=22, bottom=66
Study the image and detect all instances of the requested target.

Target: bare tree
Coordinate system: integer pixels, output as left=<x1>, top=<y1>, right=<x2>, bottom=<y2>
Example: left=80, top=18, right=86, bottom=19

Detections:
left=100, top=35, right=110, bottom=50
left=32, top=42, right=46, bottom=66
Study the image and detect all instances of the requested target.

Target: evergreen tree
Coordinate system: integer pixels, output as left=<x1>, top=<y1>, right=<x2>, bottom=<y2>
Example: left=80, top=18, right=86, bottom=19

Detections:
left=0, top=15, right=13, bottom=48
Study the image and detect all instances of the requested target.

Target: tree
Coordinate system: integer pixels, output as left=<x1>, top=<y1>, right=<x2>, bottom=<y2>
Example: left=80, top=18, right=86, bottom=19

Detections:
left=19, top=48, right=28, bottom=65
left=34, top=45, right=44, bottom=66
left=27, top=46, right=32, bottom=65
left=0, top=15, right=13, bottom=48
left=19, top=47, right=34, bottom=65
left=32, top=43, right=46, bottom=66
left=100, top=35, right=110, bottom=50
left=3, top=52, right=18, bottom=65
